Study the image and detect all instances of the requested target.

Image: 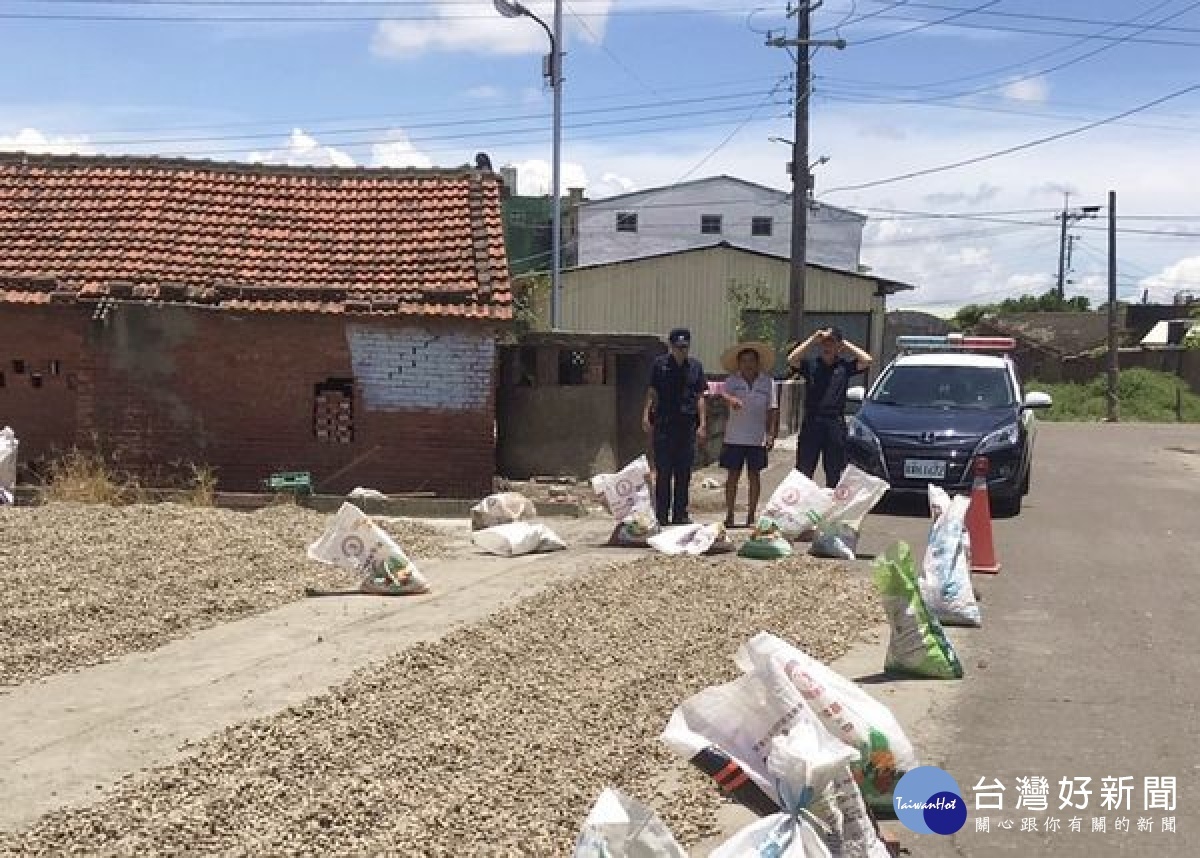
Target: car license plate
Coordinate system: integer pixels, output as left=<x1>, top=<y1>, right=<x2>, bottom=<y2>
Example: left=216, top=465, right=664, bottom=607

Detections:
left=904, top=459, right=947, bottom=480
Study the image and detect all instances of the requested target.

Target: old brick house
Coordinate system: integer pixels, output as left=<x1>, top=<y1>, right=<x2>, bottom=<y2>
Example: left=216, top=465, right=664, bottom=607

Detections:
left=0, top=153, right=511, bottom=496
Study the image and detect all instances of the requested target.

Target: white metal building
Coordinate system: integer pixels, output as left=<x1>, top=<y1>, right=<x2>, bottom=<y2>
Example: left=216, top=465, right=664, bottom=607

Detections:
left=569, top=175, right=866, bottom=272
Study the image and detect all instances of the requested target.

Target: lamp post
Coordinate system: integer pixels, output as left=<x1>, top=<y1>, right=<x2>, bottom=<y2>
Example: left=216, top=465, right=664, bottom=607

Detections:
left=495, top=0, right=563, bottom=330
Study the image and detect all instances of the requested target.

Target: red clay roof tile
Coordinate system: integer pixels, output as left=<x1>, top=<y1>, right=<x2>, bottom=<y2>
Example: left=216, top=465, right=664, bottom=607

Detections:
left=0, top=152, right=512, bottom=320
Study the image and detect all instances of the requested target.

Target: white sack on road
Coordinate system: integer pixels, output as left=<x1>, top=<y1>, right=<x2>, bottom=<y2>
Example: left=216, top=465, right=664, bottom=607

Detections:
left=920, top=485, right=981, bottom=628
left=0, top=427, right=18, bottom=504
left=471, top=521, right=567, bottom=557
left=470, top=492, right=538, bottom=531
left=307, top=502, right=431, bottom=595
left=572, top=788, right=687, bottom=858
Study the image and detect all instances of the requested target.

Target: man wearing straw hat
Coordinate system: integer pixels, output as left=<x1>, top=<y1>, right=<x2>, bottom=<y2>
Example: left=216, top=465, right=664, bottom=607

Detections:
left=717, top=340, right=779, bottom=528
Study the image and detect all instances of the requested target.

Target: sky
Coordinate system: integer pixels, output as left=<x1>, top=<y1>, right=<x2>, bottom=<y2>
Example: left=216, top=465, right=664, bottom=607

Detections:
left=4, top=0, right=1200, bottom=313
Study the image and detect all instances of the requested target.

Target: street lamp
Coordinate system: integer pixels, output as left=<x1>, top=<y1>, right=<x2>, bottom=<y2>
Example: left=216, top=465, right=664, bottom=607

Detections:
left=495, top=0, right=563, bottom=331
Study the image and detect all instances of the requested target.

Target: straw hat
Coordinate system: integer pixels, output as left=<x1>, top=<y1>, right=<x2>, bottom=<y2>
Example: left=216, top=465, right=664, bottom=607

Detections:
left=720, top=341, right=776, bottom=374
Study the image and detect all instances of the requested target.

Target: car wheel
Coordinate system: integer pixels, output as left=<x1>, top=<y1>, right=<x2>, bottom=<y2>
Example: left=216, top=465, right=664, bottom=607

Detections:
left=994, top=492, right=1022, bottom=517
left=1020, top=467, right=1031, bottom=495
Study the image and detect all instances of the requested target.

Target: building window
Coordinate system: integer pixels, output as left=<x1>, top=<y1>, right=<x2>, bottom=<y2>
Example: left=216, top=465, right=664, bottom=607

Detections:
left=701, top=214, right=723, bottom=235
left=314, top=379, right=355, bottom=444
left=752, top=216, right=774, bottom=237
left=616, top=212, right=638, bottom=233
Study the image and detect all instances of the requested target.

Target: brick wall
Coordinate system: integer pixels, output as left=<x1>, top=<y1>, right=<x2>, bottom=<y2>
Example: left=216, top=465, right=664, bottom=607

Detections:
left=0, top=303, right=498, bottom=497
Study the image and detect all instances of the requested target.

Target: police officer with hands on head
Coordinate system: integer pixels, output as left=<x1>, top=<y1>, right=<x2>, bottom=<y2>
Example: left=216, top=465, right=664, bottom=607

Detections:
left=643, top=327, right=708, bottom=526
left=787, top=327, right=873, bottom=487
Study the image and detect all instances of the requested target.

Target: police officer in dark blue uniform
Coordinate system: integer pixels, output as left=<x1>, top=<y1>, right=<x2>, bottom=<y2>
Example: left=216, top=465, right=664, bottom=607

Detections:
left=642, top=328, right=709, bottom=525
left=786, top=327, right=873, bottom=486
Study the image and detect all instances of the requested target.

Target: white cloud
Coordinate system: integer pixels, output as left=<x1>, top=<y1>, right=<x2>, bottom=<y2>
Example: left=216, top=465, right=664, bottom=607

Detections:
left=370, top=131, right=433, bottom=168
left=372, top=1, right=569, bottom=58
left=370, top=0, right=740, bottom=58
left=1138, top=257, right=1200, bottom=304
left=250, top=128, right=356, bottom=168
left=0, top=127, right=93, bottom=155
left=1002, top=76, right=1049, bottom=104
left=466, top=84, right=505, bottom=100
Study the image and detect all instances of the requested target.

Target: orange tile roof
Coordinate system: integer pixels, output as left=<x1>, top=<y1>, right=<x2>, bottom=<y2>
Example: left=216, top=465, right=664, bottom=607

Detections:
left=0, top=152, right=512, bottom=320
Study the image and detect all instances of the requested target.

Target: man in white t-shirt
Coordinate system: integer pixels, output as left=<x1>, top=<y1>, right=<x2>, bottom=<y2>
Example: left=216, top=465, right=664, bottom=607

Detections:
left=718, top=341, right=779, bottom=528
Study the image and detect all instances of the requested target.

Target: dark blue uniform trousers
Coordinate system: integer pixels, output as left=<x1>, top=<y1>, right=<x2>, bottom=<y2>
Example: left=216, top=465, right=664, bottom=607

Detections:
left=797, top=415, right=848, bottom=487
left=653, top=428, right=696, bottom=524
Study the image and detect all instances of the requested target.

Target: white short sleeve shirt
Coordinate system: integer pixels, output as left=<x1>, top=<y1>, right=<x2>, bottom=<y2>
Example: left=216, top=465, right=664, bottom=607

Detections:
left=722, top=372, right=778, bottom=446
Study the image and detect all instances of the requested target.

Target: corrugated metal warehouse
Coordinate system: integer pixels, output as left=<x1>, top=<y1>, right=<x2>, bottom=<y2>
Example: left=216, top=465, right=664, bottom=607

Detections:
left=559, top=242, right=914, bottom=377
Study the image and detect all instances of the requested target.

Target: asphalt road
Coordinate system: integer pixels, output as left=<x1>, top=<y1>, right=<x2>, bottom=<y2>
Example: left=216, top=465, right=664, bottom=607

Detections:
left=866, top=423, right=1199, bottom=857
left=696, top=422, right=1199, bottom=856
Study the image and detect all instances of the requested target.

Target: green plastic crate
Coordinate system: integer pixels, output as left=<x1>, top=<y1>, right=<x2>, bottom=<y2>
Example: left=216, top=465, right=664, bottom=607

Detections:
left=264, top=471, right=313, bottom=495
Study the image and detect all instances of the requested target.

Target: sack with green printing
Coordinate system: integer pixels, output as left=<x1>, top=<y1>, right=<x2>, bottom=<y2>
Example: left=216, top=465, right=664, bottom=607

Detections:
left=307, top=502, right=431, bottom=595
left=872, top=542, right=963, bottom=679
left=737, top=517, right=794, bottom=560
left=735, top=631, right=918, bottom=814
left=666, top=665, right=891, bottom=858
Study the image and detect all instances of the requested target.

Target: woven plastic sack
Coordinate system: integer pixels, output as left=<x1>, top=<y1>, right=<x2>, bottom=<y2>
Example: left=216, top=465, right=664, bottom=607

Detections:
left=307, top=502, right=431, bottom=595
left=873, top=542, right=963, bottom=679
left=472, top=522, right=566, bottom=557
left=573, top=788, right=687, bottom=858
left=763, top=470, right=834, bottom=540
left=648, top=522, right=733, bottom=557
left=824, top=465, right=889, bottom=531
left=665, top=669, right=890, bottom=858
left=470, top=492, right=537, bottom=531
left=738, top=517, right=794, bottom=560
left=808, top=521, right=860, bottom=561
left=920, top=486, right=981, bottom=627
left=735, top=632, right=918, bottom=814
left=710, top=724, right=856, bottom=858
left=591, top=455, right=655, bottom=522
left=608, top=511, right=662, bottom=547
left=0, top=427, right=17, bottom=501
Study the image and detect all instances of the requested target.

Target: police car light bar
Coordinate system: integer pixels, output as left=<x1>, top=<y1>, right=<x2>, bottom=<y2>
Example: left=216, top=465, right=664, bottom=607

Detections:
left=896, top=334, right=1016, bottom=352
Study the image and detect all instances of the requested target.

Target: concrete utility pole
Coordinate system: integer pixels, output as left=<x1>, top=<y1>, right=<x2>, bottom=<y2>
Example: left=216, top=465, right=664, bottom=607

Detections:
left=1107, top=190, right=1120, bottom=422
left=1055, top=195, right=1102, bottom=301
left=767, top=1, right=845, bottom=344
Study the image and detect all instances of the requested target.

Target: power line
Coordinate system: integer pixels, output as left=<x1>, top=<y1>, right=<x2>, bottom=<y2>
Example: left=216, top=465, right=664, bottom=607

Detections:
left=62, top=89, right=778, bottom=148
left=0, top=4, right=779, bottom=22
left=819, top=83, right=1200, bottom=195
left=837, top=8, right=1200, bottom=48
left=25, top=75, right=780, bottom=138
left=818, top=0, right=1181, bottom=93
left=565, top=1, right=664, bottom=99
left=853, top=0, right=1200, bottom=38
left=845, top=0, right=1005, bottom=46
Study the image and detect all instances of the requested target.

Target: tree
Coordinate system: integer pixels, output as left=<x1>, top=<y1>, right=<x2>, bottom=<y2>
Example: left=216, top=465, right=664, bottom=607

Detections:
left=951, top=289, right=1091, bottom=332
left=727, top=279, right=785, bottom=343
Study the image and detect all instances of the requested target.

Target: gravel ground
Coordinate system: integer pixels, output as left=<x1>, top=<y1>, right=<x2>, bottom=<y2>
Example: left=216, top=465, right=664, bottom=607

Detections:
left=0, top=552, right=883, bottom=857
left=0, top=502, right=449, bottom=689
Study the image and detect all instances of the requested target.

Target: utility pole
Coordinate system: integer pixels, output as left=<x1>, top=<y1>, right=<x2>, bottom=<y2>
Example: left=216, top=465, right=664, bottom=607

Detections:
left=1055, top=195, right=1102, bottom=302
left=767, top=2, right=845, bottom=344
left=1107, top=190, right=1119, bottom=422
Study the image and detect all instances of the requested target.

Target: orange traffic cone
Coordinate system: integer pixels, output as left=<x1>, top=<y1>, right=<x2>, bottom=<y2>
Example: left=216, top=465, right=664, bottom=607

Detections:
left=965, top=456, right=1001, bottom=574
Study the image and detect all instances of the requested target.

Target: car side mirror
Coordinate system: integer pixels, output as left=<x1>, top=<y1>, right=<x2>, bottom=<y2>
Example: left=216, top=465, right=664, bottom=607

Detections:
left=847, top=386, right=865, bottom=403
left=1023, top=391, right=1053, bottom=409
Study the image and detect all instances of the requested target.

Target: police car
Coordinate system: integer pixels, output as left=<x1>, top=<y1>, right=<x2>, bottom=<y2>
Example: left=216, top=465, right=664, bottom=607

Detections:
left=843, top=335, right=1053, bottom=515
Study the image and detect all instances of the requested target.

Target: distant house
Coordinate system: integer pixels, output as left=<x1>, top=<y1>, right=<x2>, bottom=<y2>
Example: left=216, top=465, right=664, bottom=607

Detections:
left=559, top=242, right=914, bottom=380
left=0, top=152, right=511, bottom=496
left=568, top=175, right=867, bottom=272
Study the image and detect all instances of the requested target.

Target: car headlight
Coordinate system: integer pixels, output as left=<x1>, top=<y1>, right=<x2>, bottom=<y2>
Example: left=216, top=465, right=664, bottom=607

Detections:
left=848, top=416, right=881, bottom=448
left=978, top=423, right=1020, bottom=453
